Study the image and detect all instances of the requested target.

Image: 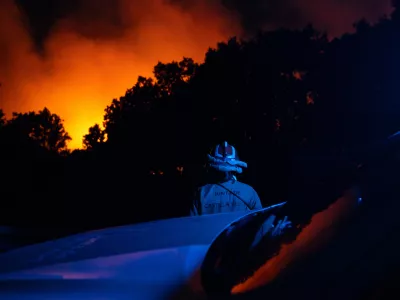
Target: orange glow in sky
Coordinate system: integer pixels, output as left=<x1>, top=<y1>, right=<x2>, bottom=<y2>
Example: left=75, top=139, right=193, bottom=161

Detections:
left=1, top=0, right=391, bottom=149
left=0, top=0, right=240, bottom=149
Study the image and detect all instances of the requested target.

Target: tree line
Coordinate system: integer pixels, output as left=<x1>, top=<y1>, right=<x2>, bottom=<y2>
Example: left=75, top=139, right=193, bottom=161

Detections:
left=1, top=3, right=400, bottom=229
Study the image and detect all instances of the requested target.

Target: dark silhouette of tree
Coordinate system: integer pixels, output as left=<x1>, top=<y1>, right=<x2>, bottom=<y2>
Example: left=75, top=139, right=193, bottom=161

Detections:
left=83, top=124, right=105, bottom=150
left=153, top=57, right=198, bottom=96
left=103, top=76, right=161, bottom=144
left=6, top=107, right=71, bottom=153
left=392, top=0, right=400, bottom=20
left=0, top=107, right=69, bottom=226
left=310, top=12, right=400, bottom=152
left=0, top=109, right=5, bottom=128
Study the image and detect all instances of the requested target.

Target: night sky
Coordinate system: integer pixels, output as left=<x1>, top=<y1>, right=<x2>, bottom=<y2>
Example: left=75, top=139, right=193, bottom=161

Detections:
left=16, top=0, right=393, bottom=45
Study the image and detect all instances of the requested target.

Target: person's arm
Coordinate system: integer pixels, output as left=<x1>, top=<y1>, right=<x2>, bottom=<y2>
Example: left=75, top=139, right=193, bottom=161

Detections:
left=190, top=188, right=202, bottom=216
left=249, top=188, right=269, bottom=248
left=190, top=203, right=199, bottom=216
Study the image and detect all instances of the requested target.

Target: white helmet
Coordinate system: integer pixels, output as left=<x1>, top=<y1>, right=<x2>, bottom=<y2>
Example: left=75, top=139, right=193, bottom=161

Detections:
left=207, top=141, right=247, bottom=173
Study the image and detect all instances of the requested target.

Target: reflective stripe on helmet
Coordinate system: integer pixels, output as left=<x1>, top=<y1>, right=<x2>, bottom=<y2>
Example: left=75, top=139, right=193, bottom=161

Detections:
left=214, top=141, right=236, bottom=159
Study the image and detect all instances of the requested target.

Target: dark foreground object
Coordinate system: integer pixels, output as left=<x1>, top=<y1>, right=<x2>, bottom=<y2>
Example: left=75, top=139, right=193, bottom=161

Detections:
left=229, top=144, right=400, bottom=299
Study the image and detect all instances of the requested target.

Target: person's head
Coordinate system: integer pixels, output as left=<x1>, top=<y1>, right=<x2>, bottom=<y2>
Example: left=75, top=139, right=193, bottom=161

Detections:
left=207, top=141, right=248, bottom=183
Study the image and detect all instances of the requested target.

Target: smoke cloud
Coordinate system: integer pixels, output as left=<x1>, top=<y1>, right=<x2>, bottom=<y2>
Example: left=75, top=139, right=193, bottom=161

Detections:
left=224, top=0, right=393, bottom=36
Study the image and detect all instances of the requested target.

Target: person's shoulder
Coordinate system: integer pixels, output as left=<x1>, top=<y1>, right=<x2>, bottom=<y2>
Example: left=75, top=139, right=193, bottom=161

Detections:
left=196, top=183, right=215, bottom=193
left=198, top=183, right=214, bottom=189
left=234, top=180, right=257, bottom=191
